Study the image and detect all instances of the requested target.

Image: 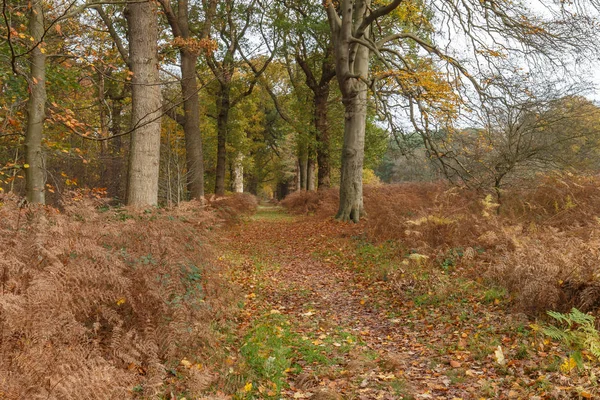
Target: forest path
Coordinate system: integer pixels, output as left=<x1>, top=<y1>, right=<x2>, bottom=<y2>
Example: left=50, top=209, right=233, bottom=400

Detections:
left=217, top=207, right=549, bottom=400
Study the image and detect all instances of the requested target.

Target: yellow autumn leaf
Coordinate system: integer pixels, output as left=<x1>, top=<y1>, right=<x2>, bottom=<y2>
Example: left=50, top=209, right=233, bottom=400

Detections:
left=180, top=358, right=192, bottom=368
left=529, top=323, right=541, bottom=331
left=494, top=345, right=506, bottom=365
left=116, top=297, right=126, bottom=306
left=243, top=381, right=252, bottom=392
left=23, top=164, right=29, bottom=169
left=560, top=356, right=577, bottom=373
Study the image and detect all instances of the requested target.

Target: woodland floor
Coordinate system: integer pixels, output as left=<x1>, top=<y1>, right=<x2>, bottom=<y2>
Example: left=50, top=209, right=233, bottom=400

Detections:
left=215, top=206, right=594, bottom=400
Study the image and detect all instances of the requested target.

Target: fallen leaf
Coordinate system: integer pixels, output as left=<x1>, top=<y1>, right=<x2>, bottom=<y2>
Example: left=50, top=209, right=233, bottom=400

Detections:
left=180, top=358, right=192, bottom=368
left=494, top=345, right=506, bottom=366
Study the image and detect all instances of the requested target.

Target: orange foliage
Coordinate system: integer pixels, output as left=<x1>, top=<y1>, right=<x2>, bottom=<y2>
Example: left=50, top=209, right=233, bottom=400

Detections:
left=0, top=193, right=238, bottom=399
left=207, top=192, right=259, bottom=222
left=281, top=174, right=600, bottom=314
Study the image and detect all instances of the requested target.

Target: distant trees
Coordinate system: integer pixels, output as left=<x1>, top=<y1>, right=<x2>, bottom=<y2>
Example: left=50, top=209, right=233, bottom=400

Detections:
left=204, top=0, right=274, bottom=196
left=438, top=95, right=600, bottom=202
left=276, top=0, right=337, bottom=190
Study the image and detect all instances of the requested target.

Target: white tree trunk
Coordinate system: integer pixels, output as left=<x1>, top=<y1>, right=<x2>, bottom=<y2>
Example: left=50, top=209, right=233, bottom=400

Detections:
left=125, top=0, right=162, bottom=206
left=232, top=153, right=244, bottom=193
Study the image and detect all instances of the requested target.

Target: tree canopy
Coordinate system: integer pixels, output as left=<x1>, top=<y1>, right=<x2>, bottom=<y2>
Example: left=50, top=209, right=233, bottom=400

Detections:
left=0, top=0, right=599, bottom=213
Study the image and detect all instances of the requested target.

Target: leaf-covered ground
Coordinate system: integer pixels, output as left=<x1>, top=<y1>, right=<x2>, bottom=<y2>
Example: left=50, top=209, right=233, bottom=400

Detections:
left=215, top=206, right=597, bottom=400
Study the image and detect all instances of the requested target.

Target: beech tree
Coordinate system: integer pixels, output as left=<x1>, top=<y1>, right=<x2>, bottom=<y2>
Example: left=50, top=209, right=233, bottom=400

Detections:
left=159, top=0, right=217, bottom=201
left=24, top=0, right=47, bottom=204
left=274, top=0, right=336, bottom=190
left=124, top=0, right=162, bottom=206
left=324, top=0, right=597, bottom=222
left=205, top=0, right=273, bottom=196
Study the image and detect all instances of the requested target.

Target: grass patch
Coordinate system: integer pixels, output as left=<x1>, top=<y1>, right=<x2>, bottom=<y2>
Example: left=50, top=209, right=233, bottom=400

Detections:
left=250, top=206, right=295, bottom=222
left=237, top=312, right=339, bottom=398
left=482, top=286, right=508, bottom=304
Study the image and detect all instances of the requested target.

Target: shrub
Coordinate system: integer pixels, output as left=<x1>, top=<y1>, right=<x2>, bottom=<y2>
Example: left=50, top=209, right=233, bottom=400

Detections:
left=207, top=192, right=259, bottom=222
left=280, top=173, right=600, bottom=314
left=280, top=189, right=338, bottom=217
left=501, top=172, right=600, bottom=230
left=0, top=194, right=237, bottom=399
left=542, top=308, right=600, bottom=371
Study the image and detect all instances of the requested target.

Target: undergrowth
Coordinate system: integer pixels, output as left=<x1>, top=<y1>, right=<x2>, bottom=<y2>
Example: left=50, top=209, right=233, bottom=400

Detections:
left=0, top=192, right=248, bottom=399
left=281, top=173, right=600, bottom=315
left=542, top=308, right=600, bottom=371
left=207, top=193, right=259, bottom=223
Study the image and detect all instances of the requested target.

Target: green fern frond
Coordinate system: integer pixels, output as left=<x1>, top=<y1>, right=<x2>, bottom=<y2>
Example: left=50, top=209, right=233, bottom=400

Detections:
left=542, top=325, right=570, bottom=342
left=543, top=308, right=600, bottom=368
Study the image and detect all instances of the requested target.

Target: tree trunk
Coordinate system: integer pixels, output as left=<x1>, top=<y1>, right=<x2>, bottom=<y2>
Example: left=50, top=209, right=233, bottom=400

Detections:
left=232, top=153, right=244, bottom=193
left=125, top=0, right=162, bottom=206
left=181, top=50, right=205, bottom=200
left=336, top=89, right=367, bottom=222
left=329, top=0, right=371, bottom=222
left=299, top=154, right=308, bottom=190
left=307, top=156, right=316, bottom=191
left=314, top=88, right=331, bottom=189
left=24, top=0, right=47, bottom=204
left=158, top=0, right=209, bottom=201
left=215, top=85, right=231, bottom=196
left=108, top=98, right=125, bottom=200
left=295, top=160, right=301, bottom=191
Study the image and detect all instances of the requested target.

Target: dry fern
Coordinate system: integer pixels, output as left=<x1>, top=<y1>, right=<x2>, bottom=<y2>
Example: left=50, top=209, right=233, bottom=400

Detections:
left=0, top=193, right=238, bottom=399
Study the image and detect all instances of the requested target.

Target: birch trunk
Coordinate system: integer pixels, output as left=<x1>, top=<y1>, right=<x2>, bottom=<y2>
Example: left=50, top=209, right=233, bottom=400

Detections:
left=125, top=0, right=162, bottom=206
left=24, top=0, right=46, bottom=204
left=232, top=153, right=244, bottom=193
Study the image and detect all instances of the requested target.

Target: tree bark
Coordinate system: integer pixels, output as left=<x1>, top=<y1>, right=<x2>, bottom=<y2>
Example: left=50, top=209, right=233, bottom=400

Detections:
left=24, top=0, right=47, bottom=204
left=314, top=88, right=331, bottom=189
left=295, top=160, right=301, bottom=191
left=298, top=153, right=308, bottom=190
left=307, top=157, right=316, bottom=191
left=159, top=0, right=210, bottom=201
left=181, top=49, right=205, bottom=200
left=328, top=0, right=371, bottom=222
left=336, top=88, right=367, bottom=222
left=232, top=153, right=244, bottom=193
left=125, top=0, right=162, bottom=206
left=215, top=83, right=231, bottom=196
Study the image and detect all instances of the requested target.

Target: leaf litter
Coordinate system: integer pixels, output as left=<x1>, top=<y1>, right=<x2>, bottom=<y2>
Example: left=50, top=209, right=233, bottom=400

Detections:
left=216, top=206, right=598, bottom=399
